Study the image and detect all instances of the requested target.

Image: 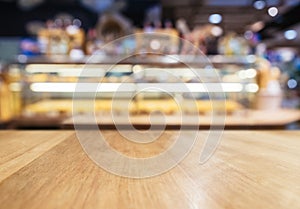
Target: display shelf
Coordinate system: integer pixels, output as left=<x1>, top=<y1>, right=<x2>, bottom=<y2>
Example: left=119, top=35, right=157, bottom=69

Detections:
left=29, top=82, right=255, bottom=93
left=15, top=54, right=257, bottom=66
left=11, top=115, right=65, bottom=129
left=62, top=109, right=300, bottom=130
left=8, top=54, right=261, bottom=128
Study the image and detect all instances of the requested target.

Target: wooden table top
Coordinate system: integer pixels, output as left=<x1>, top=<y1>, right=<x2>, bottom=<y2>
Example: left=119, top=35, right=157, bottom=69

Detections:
left=0, top=130, right=299, bottom=209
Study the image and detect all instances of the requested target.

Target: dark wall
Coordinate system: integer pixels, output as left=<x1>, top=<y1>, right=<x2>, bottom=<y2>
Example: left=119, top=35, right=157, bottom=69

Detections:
left=121, top=0, right=160, bottom=27
left=0, top=0, right=160, bottom=36
left=0, top=1, right=96, bottom=36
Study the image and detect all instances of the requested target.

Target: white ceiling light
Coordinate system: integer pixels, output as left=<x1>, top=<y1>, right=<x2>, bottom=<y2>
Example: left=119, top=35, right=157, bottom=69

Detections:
left=268, top=7, right=278, bottom=17
left=253, top=0, right=266, bottom=10
left=208, top=14, right=222, bottom=24
left=284, top=30, right=297, bottom=40
left=287, top=79, right=297, bottom=89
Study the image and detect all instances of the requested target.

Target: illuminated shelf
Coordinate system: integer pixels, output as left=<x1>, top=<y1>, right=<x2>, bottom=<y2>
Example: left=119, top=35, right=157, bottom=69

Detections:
left=29, top=82, right=258, bottom=93
left=15, top=54, right=258, bottom=66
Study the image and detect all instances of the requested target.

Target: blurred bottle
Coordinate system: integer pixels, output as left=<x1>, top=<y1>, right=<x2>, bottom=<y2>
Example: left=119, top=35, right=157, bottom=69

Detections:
left=7, top=66, right=22, bottom=117
left=0, top=75, right=13, bottom=122
left=86, top=28, right=98, bottom=55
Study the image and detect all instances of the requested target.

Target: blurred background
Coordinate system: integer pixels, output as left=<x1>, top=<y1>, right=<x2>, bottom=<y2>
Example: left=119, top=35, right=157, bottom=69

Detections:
left=0, top=0, right=300, bottom=129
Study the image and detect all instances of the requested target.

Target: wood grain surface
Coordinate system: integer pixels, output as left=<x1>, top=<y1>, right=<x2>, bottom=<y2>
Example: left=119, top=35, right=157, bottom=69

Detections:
left=0, top=130, right=299, bottom=209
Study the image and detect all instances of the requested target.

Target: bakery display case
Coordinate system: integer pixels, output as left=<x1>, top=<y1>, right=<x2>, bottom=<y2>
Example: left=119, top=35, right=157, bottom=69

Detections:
left=6, top=54, right=269, bottom=128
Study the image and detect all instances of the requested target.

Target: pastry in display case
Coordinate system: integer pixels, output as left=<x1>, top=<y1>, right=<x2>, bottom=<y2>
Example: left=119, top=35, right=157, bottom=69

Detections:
left=38, top=27, right=85, bottom=56
left=6, top=54, right=266, bottom=128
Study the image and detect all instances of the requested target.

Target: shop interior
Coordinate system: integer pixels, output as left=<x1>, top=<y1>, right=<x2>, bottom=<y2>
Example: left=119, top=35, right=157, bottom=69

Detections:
left=1, top=0, right=300, bottom=130
left=0, top=0, right=299, bottom=130
left=0, top=1, right=300, bottom=209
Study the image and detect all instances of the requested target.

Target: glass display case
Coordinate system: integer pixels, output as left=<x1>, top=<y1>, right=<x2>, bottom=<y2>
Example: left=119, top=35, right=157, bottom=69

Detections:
left=6, top=54, right=262, bottom=128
